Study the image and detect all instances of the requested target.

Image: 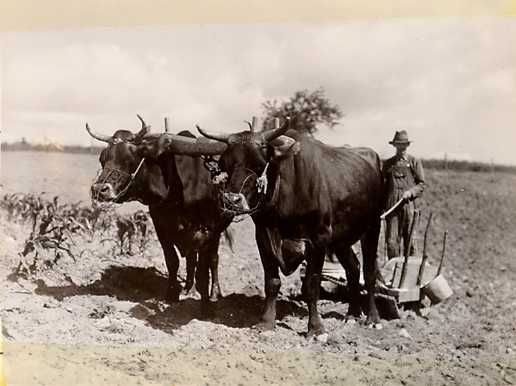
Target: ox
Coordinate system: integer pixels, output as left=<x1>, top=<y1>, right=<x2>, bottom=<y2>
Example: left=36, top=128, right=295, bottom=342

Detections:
left=151, top=117, right=385, bottom=336
left=87, top=115, right=231, bottom=315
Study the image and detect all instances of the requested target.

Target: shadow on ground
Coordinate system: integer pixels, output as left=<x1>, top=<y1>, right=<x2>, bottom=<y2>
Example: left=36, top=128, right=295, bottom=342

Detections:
left=33, top=265, right=169, bottom=302
left=31, top=264, right=309, bottom=331
left=141, top=292, right=309, bottom=332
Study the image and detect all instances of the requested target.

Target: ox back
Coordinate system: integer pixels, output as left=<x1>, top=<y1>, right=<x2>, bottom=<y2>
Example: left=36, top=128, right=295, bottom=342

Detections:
left=256, top=131, right=383, bottom=245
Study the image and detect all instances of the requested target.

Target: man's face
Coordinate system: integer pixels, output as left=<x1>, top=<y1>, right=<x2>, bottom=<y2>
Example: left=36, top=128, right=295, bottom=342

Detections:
left=394, top=143, right=409, bottom=154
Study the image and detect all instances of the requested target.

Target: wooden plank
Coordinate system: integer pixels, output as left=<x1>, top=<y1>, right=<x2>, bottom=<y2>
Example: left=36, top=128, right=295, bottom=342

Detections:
left=384, top=287, right=421, bottom=303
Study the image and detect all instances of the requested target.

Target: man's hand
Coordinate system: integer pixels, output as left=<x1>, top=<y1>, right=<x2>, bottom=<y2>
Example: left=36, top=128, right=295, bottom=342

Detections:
left=402, top=190, right=413, bottom=201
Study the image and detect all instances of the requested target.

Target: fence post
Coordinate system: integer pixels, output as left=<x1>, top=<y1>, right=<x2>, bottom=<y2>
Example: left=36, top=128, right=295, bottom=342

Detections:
left=164, top=117, right=169, bottom=133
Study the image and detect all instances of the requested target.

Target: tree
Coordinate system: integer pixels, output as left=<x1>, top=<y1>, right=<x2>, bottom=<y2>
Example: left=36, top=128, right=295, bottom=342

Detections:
left=261, top=88, right=343, bottom=135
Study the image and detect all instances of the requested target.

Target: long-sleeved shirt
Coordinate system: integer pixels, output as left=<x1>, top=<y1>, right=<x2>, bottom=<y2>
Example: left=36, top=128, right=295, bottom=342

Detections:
left=382, top=154, right=425, bottom=208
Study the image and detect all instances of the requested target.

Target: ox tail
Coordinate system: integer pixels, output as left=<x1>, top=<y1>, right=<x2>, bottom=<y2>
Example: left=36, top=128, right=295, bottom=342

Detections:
left=223, top=228, right=235, bottom=252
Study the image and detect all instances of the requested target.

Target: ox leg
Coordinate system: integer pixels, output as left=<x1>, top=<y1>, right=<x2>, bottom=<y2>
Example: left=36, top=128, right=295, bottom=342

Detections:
left=183, top=252, right=197, bottom=296
left=208, top=248, right=222, bottom=302
left=139, top=223, right=148, bottom=251
left=150, top=213, right=181, bottom=303
left=196, top=250, right=213, bottom=318
left=117, top=225, right=124, bottom=255
left=334, top=244, right=362, bottom=318
left=304, top=246, right=325, bottom=337
left=361, top=223, right=381, bottom=326
left=255, top=227, right=281, bottom=331
left=161, top=244, right=181, bottom=303
left=127, top=229, right=135, bottom=255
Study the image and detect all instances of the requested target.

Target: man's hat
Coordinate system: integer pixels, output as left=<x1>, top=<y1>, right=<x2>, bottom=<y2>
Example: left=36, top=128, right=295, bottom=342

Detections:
left=389, top=130, right=411, bottom=145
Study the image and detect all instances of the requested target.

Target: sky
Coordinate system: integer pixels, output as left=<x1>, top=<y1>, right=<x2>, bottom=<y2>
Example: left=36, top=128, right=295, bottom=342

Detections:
left=1, top=18, right=515, bottom=164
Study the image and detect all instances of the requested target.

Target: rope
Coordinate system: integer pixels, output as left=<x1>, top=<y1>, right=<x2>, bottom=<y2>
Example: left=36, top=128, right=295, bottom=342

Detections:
left=91, top=158, right=146, bottom=204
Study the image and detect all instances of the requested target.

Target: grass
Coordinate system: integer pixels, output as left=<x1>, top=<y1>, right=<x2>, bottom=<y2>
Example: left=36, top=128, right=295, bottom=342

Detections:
left=421, top=158, right=516, bottom=174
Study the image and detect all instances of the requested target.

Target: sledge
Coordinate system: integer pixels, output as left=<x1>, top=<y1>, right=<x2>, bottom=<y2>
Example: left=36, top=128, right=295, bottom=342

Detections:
left=378, top=209, right=453, bottom=309
left=300, top=204, right=453, bottom=320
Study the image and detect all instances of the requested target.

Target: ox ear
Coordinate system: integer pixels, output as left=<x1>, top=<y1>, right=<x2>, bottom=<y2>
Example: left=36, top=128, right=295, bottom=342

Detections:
left=268, top=135, right=301, bottom=160
left=134, top=136, right=165, bottom=159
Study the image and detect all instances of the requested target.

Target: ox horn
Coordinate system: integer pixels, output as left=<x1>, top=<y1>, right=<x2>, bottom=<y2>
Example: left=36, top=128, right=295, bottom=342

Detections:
left=135, top=114, right=151, bottom=141
left=85, top=123, right=112, bottom=143
left=262, top=116, right=291, bottom=142
left=244, top=116, right=258, bottom=133
left=157, top=133, right=228, bottom=156
left=251, top=116, right=258, bottom=133
left=196, top=125, right=231, bottom=144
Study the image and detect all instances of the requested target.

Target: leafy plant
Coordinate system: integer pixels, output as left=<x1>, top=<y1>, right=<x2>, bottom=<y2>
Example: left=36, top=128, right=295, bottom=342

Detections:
left=262, top=88, right=343, bottom=135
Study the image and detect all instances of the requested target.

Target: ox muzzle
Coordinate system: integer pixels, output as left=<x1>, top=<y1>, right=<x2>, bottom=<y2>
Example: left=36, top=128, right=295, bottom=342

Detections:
left=223, top=192, right=251, bottom=212
left=91, top=181, right=118, bottom=202
left=91, top=158, right=146, bottom=203
left=219, top=163, right=276, bottom=217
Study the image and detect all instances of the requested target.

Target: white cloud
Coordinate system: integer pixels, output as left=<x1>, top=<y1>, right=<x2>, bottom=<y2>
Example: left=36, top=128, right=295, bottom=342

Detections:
left=1, top=19, right=516, bottom=164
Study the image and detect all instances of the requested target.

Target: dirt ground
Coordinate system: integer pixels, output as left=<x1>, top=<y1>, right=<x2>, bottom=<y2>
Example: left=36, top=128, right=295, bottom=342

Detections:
left=1, top=169, right=516, bottom=385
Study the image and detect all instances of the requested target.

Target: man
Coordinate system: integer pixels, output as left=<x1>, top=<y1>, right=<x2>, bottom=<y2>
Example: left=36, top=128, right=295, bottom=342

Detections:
left=382, top=130, right=425, bottom=258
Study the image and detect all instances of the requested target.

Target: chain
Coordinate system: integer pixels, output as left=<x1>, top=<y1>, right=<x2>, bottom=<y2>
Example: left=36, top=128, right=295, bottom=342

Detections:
left=201, top=155, right=222, bottom=180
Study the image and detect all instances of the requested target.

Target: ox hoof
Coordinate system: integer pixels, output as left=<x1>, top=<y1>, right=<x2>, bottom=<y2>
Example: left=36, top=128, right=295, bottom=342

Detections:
left=182, top=287, right=198, bottom=298
left=253, top=321, right=275, bottom=332
left=367, top=322, right=383, bottom=330
left=183, top=281, right=195, bottom=294
left=365, top=314, right=381, bottom=327
left=209, top=292, right=223, bottom=302
left=307, top=326, right=326, bottom=339
left=346, top=304, right=363, bottom=319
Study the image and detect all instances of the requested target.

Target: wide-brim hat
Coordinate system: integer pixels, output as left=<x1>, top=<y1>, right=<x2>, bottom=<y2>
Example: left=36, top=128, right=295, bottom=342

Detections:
left=389, top=130, right=411, bottom=145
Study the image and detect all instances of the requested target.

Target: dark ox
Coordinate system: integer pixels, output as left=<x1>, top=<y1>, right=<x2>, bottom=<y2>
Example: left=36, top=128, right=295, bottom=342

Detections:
left=152, top=117, right=385, bottom=336
left=87, top=115, right=231, bottom=314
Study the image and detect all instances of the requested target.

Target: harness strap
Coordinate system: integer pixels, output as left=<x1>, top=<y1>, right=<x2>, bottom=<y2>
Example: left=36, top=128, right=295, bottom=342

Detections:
left=258, top=161, right=282, bottom=209
left=267, top=173, right=281, bottom=208
left=256, top=162, right=270, bottom=194
left=230, top=163, right=282, bottom=218
left=208, top=160, right=282, bottom=219
left=113, top=157, right=146, bottom=202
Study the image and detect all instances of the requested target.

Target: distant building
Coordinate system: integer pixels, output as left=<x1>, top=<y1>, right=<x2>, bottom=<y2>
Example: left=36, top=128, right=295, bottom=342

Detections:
left=1, top=139, right=102, bottom=154
left=34, top=141, right=64, bottom=152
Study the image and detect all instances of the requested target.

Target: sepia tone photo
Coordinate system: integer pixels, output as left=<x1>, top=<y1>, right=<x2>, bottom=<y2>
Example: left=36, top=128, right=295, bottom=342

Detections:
left=1, top=2, right=515, bottom=385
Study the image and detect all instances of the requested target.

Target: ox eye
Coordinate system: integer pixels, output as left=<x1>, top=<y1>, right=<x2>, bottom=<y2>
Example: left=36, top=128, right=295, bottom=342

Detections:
left=259, top=144, right=269, bottom=156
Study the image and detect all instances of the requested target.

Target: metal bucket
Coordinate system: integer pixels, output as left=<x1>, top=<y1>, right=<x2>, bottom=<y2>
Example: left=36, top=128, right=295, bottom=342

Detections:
left=422, top=274, right=453, bottom=304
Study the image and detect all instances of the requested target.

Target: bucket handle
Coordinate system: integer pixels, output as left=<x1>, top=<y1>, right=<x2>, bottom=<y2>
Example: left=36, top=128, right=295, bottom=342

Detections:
left=417, top=212, right=433, bottom=285
left=437, top=230, right=448, bottom=276
left=399, top=209, right=419, bottom=288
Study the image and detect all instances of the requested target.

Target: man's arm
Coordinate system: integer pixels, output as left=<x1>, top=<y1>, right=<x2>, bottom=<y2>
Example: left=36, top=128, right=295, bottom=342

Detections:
left=404, top=157, right=425, bottom=200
